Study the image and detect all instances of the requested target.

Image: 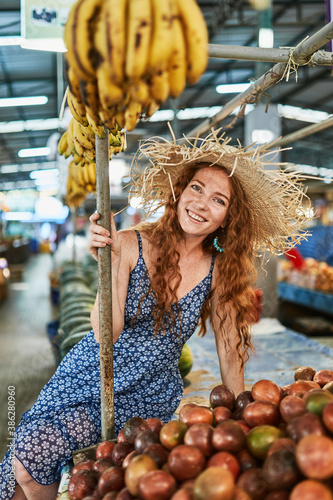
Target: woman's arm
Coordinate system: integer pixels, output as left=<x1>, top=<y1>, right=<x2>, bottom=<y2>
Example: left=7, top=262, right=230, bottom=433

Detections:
left=89, top=212, right=137, bottom=343
left=211, top=297, right=245, bottom=397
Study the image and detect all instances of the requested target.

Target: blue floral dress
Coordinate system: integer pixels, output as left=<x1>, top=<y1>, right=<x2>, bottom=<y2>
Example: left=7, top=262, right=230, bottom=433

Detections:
left=0, top=231, right=215, bottom=497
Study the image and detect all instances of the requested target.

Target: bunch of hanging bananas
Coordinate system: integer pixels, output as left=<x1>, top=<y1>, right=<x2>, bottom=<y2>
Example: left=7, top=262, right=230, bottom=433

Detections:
left=66, top=159, right=97, bottom=207
left=63, top=0, right=208, bottom=132
left=59, top=117, right=126, bottom=207
left=58, top=117, right=126, bottom=163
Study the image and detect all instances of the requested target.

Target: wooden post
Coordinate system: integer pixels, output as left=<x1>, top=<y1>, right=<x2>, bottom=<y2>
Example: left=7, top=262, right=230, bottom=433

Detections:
left=96, top=128, right=115, bottom=441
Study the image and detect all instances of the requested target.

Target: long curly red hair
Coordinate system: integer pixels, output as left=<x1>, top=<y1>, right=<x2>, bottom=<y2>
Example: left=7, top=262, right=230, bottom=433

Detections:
left=134, top=162, right=256, bottom=367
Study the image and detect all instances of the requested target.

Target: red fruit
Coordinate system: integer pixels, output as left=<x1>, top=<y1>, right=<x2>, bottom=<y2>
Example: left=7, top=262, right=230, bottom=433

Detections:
left=234, top=420, right=251, bottom=435
left=123, top=417, right=149, bottom=445
left=209, top=384, right=235, bottom=410
left=97, top=466, right=125, bottom=495
left=323, top=400, right=333, bottom=432
left=295, top=412, right=327, bottom=442
left=145, top=417, right=164, bottom=436
left=134, top=430, right=159, bottom=454
left=117, top=429, right=127, bottom=443
left=279, top=395, right=306, bottom=423
left=178, top=403, right=197, bottom=421
left=111, top=442, right=134, bottom=467
left=212, top=406, right=233, bottom=424
left=265, top=492, right=289, bottom=500
left=179, top=406, right=214, bottom=427
left=262, top=449, right=300, bottom=491
left=232, top=486, right=252, bottom=500
left=235, top=449, right=260, bottom=472
left=294, top=366, right=316, bottom=381
left=212, top=420, right=245, bottom=453
left=125, top=454, right=158, bottom=497
left=290, top=479, right=333, bottom=500
left=194, top=467, right=235, bottom=500
left=143, top=443, right=169, bottom=468
left=313, top=369, right=333, bottom=387
left=96, top=441, right=116, bottom=461
left=121, top=450, right=139, bottom=469
left=138, top=470, right=177, bottom=500
left=72, top=460, right=95, bottom=475
left=68, top=470, right=98, bottom=500
left=168, top=445, right=205, bottom=481
left=160, top=421, right=187, bottom=450
left=115, top=487, right=137, bottom=500
left=243, top=400, right=280, bottom=428
left=235, top=391, right=254, bottom=411
left=184, top=423, right=214, bottom=457
left=251, top=379, right=283, bottom=406
left=170, top=488, right=193, bottom=500
left=206, top=451, right=240, bottom=480
left=93, top=458, right=113, bottom=476
left=288, top=380, right=320, bottom=398
left=296, top=435, right=333, bottom=480
left=266, top=438, right=295, bottom=456
left=236, top=468, right=268, bottom=500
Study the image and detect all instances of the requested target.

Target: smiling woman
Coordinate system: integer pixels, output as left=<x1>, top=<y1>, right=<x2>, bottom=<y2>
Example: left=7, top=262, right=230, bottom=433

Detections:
left=0, top=129, right=312, bottom=500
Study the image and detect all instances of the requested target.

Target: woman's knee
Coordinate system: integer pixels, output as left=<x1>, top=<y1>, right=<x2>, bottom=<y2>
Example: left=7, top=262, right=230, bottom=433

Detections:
left=14, top=458, right=33, bottom=487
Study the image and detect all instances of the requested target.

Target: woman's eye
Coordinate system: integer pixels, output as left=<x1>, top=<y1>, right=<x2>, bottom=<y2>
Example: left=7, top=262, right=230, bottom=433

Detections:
left=191, top=184, right=201, bottom=192
left=214, top=198, right=225, bottom=206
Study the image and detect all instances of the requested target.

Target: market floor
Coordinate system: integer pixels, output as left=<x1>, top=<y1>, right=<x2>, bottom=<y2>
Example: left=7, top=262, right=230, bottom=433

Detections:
left=1, top=253, right=333, bottom=462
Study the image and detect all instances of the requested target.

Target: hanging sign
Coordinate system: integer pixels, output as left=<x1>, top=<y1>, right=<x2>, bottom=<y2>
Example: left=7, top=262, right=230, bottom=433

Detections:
left=21, top=0, right=75, bottom=52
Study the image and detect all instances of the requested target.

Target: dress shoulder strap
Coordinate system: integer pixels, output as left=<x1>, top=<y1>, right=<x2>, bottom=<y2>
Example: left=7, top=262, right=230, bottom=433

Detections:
left=134, top=230, right=143, bottom=257
left=209, top=254, right=216, bottom=275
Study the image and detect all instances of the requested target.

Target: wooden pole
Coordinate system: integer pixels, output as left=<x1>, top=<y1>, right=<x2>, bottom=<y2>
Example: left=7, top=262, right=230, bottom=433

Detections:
left=96, top=128, right=115, bottom=441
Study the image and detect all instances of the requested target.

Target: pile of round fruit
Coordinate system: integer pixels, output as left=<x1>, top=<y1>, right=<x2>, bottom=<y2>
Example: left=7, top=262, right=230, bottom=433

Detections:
left=67, top=366, right=333, bottom=500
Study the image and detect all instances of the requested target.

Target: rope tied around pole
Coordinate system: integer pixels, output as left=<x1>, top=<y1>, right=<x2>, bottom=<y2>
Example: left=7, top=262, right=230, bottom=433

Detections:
left=279, top=36, right=319, bottom=83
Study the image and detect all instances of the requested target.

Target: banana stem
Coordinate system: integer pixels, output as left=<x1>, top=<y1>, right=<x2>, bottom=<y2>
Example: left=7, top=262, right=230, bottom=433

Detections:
left=96, top=128, right=115, bottom=441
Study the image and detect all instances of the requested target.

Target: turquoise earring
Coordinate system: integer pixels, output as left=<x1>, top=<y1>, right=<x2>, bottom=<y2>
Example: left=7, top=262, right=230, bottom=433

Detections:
left=213, top=236, right=224, bottom=253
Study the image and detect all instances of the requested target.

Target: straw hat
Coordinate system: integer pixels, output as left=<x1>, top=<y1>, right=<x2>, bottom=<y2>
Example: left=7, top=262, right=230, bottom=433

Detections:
left=129, top=129, right=311, bottom=255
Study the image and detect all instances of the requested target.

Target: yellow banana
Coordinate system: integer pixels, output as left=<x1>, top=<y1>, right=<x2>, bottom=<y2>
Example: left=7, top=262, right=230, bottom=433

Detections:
left=65, top=0, right=104, bottom=81
left=145, top=98, right=160, bottom=118
left=82, top=162, right=91, bottom=186
left=86, top=113, right=105, bottom=139
left=104, top=0, right=127, bottom=86
left=168, top=6, right=187, bottom=98
left=125, top=0, right=152, bottom=81
left=83, top=148, right=96, bottom=163
left=149, top=70, right=170, bottom=105
left=87, top=161, right=96, bottom=185
left=64, top=1, right=82, bottom=80
left=175, top=0, right=208, bottom=84
left=73, top=120, right=95, bottom=150
left=97, top=62, right=124, bottom=111
left=66, top=66, right=83, bottom=103
left=115, top=109, right=126, bottom=129
left=79, top=79, right=100, bottom=125
left=129, top=80, right=150, bottom=106
left=99, top=111, right=116, bottom=131
left=67, top=90, right=88, bottom=127
left=149, top=0, right=173, bottom=70
left=58, top=131, right=68, bottom=155
left=73, top=151, right=83, bottom=164
left=124, top=100, right=142, bottom=132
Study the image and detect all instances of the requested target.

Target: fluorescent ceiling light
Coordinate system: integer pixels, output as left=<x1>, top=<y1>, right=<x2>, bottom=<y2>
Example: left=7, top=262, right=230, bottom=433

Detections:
left=30, top=169, right=59, bottom=180
left=216, top=83, right=251, bottom=94
left=0, top=96, right=48, bottom=108
left=2, top=212, right=33, bottom=221
left=277, top=104, right=330, bottom=123
left=33, top=178, right=59, bottom=186
left=294, top=164, right=333, bottom=179
left=0, top=36, right=22, bottom=46
left=18, top=147, right=51, bottom=158
left=259, top=28, right=274, bottom=48
left=252, top=129, right=275, bottom=143
left=20, top=38, right=66, bottom=53
left=0, top=118, right=60, bottom=134
left=1, top=165, right=19, bottom=174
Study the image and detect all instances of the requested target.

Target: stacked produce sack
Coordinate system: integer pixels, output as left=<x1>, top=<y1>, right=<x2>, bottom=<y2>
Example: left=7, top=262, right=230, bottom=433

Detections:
left=66, top=367, right=333, bottom=500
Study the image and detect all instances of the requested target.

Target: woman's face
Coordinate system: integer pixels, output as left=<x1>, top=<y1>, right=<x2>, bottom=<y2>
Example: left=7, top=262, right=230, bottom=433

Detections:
left=177, top=166, right=231, bottom=239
